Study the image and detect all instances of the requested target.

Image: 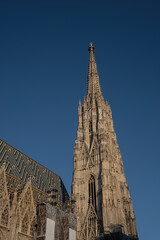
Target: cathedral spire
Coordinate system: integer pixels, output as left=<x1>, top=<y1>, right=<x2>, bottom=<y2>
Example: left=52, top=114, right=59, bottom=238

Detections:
left=72, top=44, right=138, bottom=240
left=87, top=42, right=102, bottom=96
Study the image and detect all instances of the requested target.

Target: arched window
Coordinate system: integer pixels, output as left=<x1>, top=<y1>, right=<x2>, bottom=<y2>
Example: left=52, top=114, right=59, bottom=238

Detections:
left=89, top=121, right=93, bottom=147
left=89, top=121, right=92, bottom=133
left=88, top=175, right=97, bottom=211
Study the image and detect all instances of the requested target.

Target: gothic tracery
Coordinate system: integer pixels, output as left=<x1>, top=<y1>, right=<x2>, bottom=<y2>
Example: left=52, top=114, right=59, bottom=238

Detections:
left=0, top=164, right=36, bottom=240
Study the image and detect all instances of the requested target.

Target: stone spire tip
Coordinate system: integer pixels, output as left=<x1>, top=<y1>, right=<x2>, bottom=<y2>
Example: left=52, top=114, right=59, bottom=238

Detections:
left=89, top=42, right=94, bottom=52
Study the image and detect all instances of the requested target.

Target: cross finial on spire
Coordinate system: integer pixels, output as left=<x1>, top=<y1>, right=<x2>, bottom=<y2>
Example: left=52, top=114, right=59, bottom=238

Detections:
left=89, top=42, right=94, bottom=52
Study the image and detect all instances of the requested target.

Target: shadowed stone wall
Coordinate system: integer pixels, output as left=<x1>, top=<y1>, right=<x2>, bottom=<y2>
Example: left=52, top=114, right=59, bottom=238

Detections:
left=36, top=203, right=76, bottom=240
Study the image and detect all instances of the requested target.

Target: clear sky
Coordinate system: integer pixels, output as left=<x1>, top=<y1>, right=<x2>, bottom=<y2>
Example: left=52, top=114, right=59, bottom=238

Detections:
left=0, top=1, right=160, bottom=239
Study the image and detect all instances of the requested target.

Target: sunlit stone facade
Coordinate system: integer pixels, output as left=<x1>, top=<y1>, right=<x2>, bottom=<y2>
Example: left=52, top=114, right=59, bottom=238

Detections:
left=71, top=43, right=138, bottom=240
left=0, top=141, right=75, bottom=240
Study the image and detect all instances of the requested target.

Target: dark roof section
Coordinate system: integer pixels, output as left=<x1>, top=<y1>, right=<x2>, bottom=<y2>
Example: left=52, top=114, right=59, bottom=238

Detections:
left=0, top=139, right=69, bottom=203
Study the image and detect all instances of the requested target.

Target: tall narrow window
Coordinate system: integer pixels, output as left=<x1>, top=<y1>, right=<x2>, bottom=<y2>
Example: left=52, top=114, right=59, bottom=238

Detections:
left=89, top=121, right=92, bottom=133
left=88, top=175, right=97, bottom=211
left=89, top=121, right=93, bottom=147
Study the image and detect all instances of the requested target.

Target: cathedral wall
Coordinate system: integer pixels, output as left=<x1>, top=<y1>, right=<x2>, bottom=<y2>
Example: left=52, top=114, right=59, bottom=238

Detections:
left=0, top=165, right=76, bottom=240
left=37, top=203, right=76, bottom=240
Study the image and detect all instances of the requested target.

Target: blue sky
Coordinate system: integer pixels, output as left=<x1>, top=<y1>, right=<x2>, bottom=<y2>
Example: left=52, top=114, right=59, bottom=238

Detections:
left=0, top=1, right=160, bottom=239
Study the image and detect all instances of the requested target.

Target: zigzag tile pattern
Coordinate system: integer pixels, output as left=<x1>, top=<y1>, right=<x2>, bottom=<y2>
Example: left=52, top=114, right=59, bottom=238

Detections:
left=0, top=139, right=69, bottom=203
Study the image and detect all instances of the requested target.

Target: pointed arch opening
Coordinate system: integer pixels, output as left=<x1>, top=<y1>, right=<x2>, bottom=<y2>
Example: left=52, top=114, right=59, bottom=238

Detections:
left=88, top=175, right=97, bottom=212
left=81, top=203, right=98, bottom=240
left=89, top=121, right=93, bottom=147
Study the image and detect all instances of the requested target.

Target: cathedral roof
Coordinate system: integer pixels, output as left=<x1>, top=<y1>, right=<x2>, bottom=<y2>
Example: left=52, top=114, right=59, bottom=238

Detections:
left=0, top=139, right=69, bottom=203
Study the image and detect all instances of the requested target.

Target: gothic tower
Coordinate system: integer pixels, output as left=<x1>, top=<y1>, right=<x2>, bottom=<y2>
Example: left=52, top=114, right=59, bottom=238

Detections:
left=71, top=43, right=138, bottom=240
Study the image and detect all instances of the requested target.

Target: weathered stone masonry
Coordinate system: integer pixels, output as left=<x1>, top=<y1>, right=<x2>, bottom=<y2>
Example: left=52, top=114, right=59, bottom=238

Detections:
left=71, top=43, right=138, bottom=240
